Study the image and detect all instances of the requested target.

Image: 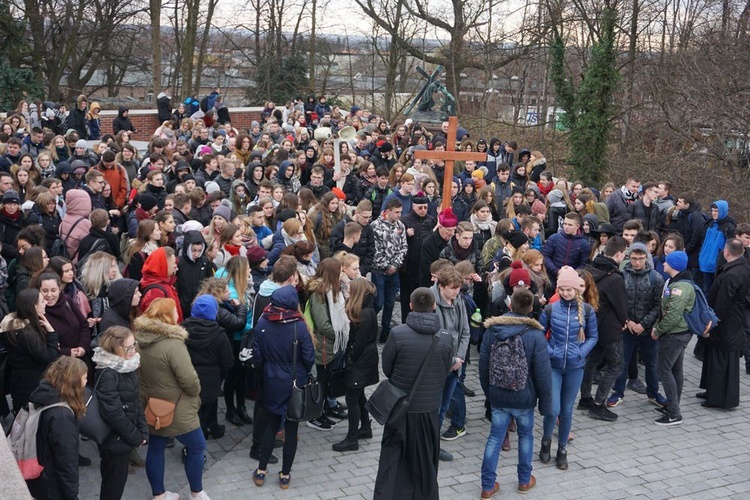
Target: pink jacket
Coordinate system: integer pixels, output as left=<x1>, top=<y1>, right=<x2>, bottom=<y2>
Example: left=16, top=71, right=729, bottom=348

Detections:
left=59, top=189, right=92, bottom=263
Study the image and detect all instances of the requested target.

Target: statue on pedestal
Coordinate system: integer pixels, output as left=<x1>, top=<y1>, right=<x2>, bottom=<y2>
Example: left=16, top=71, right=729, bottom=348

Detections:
left=404, top=66, right=457, bottom=123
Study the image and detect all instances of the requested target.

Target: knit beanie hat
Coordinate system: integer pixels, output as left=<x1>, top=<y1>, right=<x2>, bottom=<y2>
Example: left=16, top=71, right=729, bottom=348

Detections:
left=547, top=189, right=564, bottom=204
left=665, top=251, right=688, bottom=272
left=471, top=169, right=485, bottom=180
left=75, top=139, right=87, bottom=150
left=205, top=181, right=221, bottom=194
left=531, top=199, right=546, bottom=216
left=331, top=187, right=346, bottom=201
left=505, top=230, right=529, bottom=250
left=438, top=207, right=459, bottom=228
left=139, top=193, right=158, bottom=211
left=557, top=266, right=580, bottom=289
left=508, top=261, right=531, bottom=288
left=412, top=191, right=428, bottom=205
left=246, top=245, right=268, bottom=267
left=213, top=200, right=232, bottom=222
left=191, top=294, right=218, bottom=320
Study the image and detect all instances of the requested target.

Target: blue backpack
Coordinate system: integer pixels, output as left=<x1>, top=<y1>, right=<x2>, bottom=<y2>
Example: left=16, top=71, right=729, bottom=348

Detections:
left=683, top=283, right=719, bottom=337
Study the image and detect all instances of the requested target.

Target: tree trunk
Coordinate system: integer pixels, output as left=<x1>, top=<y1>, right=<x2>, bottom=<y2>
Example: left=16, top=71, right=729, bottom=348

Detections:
left=195, top=0, right=219, bottom=95
left=150, top=0, right=161, bottom=97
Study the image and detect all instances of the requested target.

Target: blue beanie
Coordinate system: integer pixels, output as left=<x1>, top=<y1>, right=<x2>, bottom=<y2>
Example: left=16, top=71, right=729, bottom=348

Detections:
left=191, top=295, right=219, bottom=320
left=665, top=251, right=688, bottom=273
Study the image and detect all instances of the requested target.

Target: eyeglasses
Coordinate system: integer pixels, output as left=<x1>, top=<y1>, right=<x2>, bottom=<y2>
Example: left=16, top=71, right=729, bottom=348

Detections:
left=124, top=341, right=138, bottom=354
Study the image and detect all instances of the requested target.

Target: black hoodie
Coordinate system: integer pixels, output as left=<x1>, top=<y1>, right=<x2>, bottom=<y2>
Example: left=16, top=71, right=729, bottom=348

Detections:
left=26, top=380, right=79, bottom=500
left=182, top=316, right=234, bottom=402
left=100, top=278, right=140, bottom=331
left=586, top=254, right=629, bottom=344
left=176, top=231, right=214, bottom=316
left=112, top=106, right=136, bottom=135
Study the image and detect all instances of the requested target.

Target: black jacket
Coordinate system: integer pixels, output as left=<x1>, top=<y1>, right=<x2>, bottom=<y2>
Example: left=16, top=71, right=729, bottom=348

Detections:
left=586, top=255, right=628, bottom=344
left=78, top=227, right=121, bottom=261
left=622, top=261, right=664, bottom=330
left=68, top=107, right=88, bottom=139
left=95, top=367, right=148, bottom=454
left=27, top=380, right=79, bottom=500
left=400, top=210, right=436, bottom=284
left=329, top=215, right=376, bottom=276
left=176, top=231, right=214, bottom=317
left=626, top=199, right=660, bottom=232
left=382, top=311, right=453, bottom=413
left=182, top=317, right=235, bottom=402
left=707, top=258, right=750, bottom=351
left=680, top=203, right=706, bottom=266
left=418, top=230, right=450, bottom=287
left=26, top=206, right=62, bottom=254
left=112, top=106, right=136, bottom=134
left=0, top=212, right=23, bottom=262
left=157, top=94, right=172, bottom=122
left=345, top=295, right=379, bottom=389
left=100, top=278, right=140, bottom=332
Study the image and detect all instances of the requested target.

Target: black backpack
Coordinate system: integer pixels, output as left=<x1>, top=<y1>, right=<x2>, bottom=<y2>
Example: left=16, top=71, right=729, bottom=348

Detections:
left=489, top=327, right=531, bottom=391
left=52, top=217, right=87, bottom=259
left=200, top=96, right=209, bottom=112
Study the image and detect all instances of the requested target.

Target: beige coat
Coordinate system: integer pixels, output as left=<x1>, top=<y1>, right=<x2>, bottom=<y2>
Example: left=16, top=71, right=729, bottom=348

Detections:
left=135, top=316, right=201, bottom=437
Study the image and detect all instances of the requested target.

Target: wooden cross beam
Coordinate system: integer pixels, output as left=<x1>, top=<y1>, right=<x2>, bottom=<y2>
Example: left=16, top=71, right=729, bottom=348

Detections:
left=412, top=116, right=486, bottom=209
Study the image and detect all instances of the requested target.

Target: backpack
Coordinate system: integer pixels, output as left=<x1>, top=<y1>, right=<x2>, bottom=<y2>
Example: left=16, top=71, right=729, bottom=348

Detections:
left=139, top=283, right=169, bottom=309
left=683, top=282, right=719, bottom=337
left=9, top=401, right=72, bottom=480
left=53, top=216, right=87, bottom=259
left=75, top=238, right=109, bottom=277
left=200, top=96, right=209, bottom=112
left=489, top=327, right=530, bottom=391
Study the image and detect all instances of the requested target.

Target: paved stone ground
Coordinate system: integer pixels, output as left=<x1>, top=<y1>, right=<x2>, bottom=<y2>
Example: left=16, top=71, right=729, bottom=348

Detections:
left=79, top=318, right=750, bottom=499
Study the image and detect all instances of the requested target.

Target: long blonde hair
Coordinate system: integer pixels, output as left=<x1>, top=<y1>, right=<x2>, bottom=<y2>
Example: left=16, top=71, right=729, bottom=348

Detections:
left=345, top=278, right=375, bottom=323
left=80, top=252, right=121, bottom=299
left=43, top=357, right=88, bottom=419
left=224, top=256, right=249, bottom=305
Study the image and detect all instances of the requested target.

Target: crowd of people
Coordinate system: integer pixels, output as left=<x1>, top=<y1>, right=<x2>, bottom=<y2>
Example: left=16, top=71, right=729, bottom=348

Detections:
left=0, top=91, right=748, bottom=499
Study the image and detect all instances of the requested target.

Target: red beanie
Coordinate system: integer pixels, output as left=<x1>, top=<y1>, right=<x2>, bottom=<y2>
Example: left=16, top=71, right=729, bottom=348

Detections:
left=438, top=207, right=459, bottom=228
left=509, top=261, right=531, bottom=288
left=331, top=187, right=346, bottom=201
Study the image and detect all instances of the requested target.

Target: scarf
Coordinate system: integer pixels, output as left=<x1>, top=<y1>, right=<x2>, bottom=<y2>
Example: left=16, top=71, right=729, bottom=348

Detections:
left=1, top=208, right=21, bottom=221
left=470, top=213, right=495, bottom=232
left=621, top=186, right=638, bottom=204
left=224, top=243, right=241, bottom=256
left=135, top=207, right=151, bottom=222
left=360, top=171, right=378, bottom=187
left=92, top=346, right=141, bottom=374
left=281, top=228, right=302, bottom=247
left=537, top=181, right=554, bottom=197
left=262, top=303, right=303, bottom=323
left=142, top=240, right=158, bottom=255
left=327, top=290, right=350, bottom=353
left=451, top=237, right=474, bottom=261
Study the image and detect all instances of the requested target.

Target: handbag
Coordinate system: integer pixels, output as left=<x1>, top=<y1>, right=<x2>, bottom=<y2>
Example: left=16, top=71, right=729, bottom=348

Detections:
left=366, top=335, right=439, bottom=426
left=79, top=370, right=113, bottom=444
left=327, top=350, right=347, bottom=399
left=145, top=392, right=183, bottom=430
left=286, top=324, right=324, bottom=422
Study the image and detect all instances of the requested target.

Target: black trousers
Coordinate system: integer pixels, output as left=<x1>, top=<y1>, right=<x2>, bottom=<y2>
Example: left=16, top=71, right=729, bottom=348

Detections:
left=99, top=449, right=130, bottom=500
left=224, top=341, right=247, bottom=410
left=344, top=388, right=369, bottom=440
left=198, top=399, right=219, bottom=434
left=252, top=367, right=271, bottom=452
left=399, top=275, right=418, bottom=324
left=258, top=410, right=299, bottom=475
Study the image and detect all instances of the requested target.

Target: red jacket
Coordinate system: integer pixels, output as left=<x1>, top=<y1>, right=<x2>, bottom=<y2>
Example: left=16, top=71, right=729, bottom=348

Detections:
left=95, top=162, right=129, bottom=208
left=139, top=247, right=184, bottom=322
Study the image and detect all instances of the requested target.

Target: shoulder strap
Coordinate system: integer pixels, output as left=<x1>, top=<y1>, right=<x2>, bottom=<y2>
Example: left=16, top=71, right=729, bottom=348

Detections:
left=291, top=323, right=299, bottom=385
left=141, top=283, right=168, bottom=298
left=409, top=336, right=440, bottom=401
left=543, top=304, right=553, bottom=331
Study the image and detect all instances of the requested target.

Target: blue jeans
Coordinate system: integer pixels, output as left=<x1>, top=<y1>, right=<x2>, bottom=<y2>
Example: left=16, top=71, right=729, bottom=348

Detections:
left=614, top=332, right=659, bottom=397
left=146, top=428, right=206, bottom=495
left=448, top=375, right=466, bottom=429
left=482, top=407, right=535, bottom=490
left=372, top=271, right=398, bottom=338
left=439, top=370, right=459, bottom=426
left=543, top=367, right=584, bottom=448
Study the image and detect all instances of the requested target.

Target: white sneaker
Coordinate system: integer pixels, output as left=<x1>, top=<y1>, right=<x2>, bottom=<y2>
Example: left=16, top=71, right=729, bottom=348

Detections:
left=191, top=491, right=212, bottom=500
left=153, top=492, right=180, bottom=500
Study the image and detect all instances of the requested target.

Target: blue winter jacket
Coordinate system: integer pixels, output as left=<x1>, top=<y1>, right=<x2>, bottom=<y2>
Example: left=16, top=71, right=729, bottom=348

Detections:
left=479, top=313, right=553, bottom=415
left=541, top=232, right=591, bottom=276
left=698, top=200, right=736, bottom=273
left=539, top=298, right=598, bottom=370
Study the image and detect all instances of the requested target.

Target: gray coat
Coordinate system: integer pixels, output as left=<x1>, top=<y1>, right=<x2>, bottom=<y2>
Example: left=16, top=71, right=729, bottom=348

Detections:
left=622, top=261, right=664, bottom=330
left=381, top=312, right=453, bottom=413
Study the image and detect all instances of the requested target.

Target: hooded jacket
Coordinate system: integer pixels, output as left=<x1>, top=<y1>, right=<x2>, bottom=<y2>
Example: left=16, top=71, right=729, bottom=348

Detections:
left=157, top=92, right=172, bottom=122
left=652, top=270, right=695, bottom=337
left=539, top=298, right=598, bottom=370
left=622, top=250, right=664, bottom=331
left=253, top=286, right=315, bottom=415
left=479, top=314, right=552, bottom=414
left=176, top=231, right=214, bottom=316
left=344, top=293, right=380, bottom=389
left=94, top=364, right=148, bottom=455
left=59, top=189, right=92, bottom=263
left=183, top=315, right=234, bottom=402
left=95, top=160, right=128, bottom=209
left=680, top=202, right=707, bottom=266
left=329, top=215, right=376, bottom=276
left=699, top=200, right=736, bottom=273
left=26, top=380, right=79, bottom=500
left=26, top=203, right=62, bottom=254
left=586, top=254, right=629, bottom=344
left=100, top=278, right=140, bottom=331
left=112, top=106, right=136, bottom=135
left=430, top=282, right=470, bottom=362
left=381, top=311, right=453, bottom=413
left=135, top=316, right=200, bottom=436
left=139, top=247, right=183, bottom=322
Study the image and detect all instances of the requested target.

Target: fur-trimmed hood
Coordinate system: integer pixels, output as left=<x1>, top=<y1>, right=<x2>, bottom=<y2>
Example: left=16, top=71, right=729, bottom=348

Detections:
left=0, top=314, right=28, bottom=333
left=134, top=316, right=188, bottom=348
left=484, top=313, right=543, bottom=340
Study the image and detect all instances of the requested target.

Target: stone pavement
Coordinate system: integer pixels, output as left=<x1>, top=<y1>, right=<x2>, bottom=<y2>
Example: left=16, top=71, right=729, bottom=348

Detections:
left=78, top=334, right=750, bottom=500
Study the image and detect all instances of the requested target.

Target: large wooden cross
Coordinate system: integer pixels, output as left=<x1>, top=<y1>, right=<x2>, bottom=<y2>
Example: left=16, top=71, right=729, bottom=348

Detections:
left=412, top=116, right=487, bottom=209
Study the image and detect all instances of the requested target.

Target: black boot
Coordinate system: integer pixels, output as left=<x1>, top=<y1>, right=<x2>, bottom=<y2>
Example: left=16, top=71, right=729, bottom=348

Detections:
left=539, top=437, right=552, bottom=463
left=358, top=420, right=373, bottom=439
left=226, top=407, right=245, bottom=426
left=332, top=436, right=359, bottom=452
left=556, top=447, right=568, bottom=470
left=208, top=422, right=226, bottom=439
left=236, top=405, right=254, bottom=424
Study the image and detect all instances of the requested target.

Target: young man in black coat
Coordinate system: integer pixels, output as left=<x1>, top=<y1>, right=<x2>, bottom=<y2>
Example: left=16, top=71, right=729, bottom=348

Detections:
left=374, top=288, right=453, bottom=500
left=175, top=231, right=214, bottom=317
left=580, top=236, right=629, bottom=421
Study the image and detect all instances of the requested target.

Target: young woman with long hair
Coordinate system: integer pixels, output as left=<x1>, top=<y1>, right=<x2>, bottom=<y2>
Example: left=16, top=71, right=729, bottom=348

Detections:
left=153, top=209, right=176, bottom=248
left=48, top=256, right=91, bottom=318
left=306, top=258, right=350, bottom=431
left=214, top=223, right=247, bottom=268
left=124, top=219, right=162, bottom=281
left=333, top=278, right=378, bottom=452
left=2, top=288, right=60, bottom=413
left=10, top=246, right=49, bottom=306
left=308, top=192, right=344, bottom=260
left=538, top=266, right=598, bottom=471
left=79, top=252, right=122, bottom=336
left=92, top=326, right=148, bottom=500
left=522, top=249, right=553, bottom=302
left=26, top=356, right=88, bottom=500
left=135, top=298, right=209, bottom=500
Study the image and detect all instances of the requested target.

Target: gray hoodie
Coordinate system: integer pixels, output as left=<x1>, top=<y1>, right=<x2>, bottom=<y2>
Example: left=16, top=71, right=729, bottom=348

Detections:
left=430, top=283, right=470, bottom=364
